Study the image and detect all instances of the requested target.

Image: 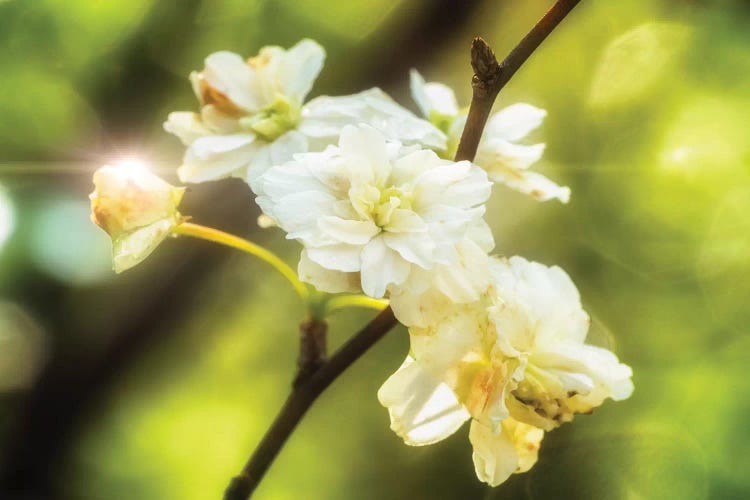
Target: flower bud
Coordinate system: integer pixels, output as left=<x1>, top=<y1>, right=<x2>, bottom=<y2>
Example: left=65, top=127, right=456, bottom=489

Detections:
left=89, top=162, right=185, bottom=273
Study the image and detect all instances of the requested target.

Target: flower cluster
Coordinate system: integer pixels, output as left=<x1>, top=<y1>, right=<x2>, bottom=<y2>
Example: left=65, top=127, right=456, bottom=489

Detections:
left=89, top=39, right=633, bottom=487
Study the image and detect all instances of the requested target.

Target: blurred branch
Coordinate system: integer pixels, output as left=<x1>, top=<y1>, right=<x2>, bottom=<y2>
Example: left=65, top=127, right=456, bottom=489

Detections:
left=223, top=1, right=581, bottom=498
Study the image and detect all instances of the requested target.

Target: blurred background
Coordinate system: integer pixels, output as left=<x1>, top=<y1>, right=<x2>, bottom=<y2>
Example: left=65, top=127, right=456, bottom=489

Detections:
left=1, top=0, right=748, bottom=498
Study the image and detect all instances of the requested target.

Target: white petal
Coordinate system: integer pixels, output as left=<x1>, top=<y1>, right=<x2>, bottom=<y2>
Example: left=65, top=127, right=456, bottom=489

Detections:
left=378, top=356, right=470, bottom=446
left=469, top=420, right=519, bottom=487
left=493, top=169, right=571, bottom=204
left=432, top=240, right=491, bottom=303
left=270, top=190, right=338, bottom=245
left=300, top=88, right=446, bottom=151
left=409, top=69, right=459, bottom=118
left=476, top=139, right=546, bottom=171
left=202, top=51, right=261, bottom=112
left=178, top=134, right=257, bottom=183
left=383, top=230, right=435, bottom=269
left=306, top=244, right=363, bottom=272
left=469, top=419, right=544, bottom=486
left=389, top=284, right=452, bottom=328
left=248, top=131, right=310, bottom=194
left=279, top=39, right=325, bottom=102
left=484, top=103, right=547, bottom=142
left=414, top=161, right=491, bottom=210
left=297, top=250, right=360, bottom=294
left=360, top=237, right=410, bottom=298
left=318, top=216, right=379, bottom=245
left=338, top=125, right=390, bottom=184
left=163, top=112, right=211, bottom=145
left=532, top=342, right=634, bottom=402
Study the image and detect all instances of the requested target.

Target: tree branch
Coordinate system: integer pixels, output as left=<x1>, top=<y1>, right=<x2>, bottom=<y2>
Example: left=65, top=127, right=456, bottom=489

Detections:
left=224, top=307, right=397, bottom=500
left=223, top=1, right=581, bottom=497
left=455, top=0, right=580, bottom=162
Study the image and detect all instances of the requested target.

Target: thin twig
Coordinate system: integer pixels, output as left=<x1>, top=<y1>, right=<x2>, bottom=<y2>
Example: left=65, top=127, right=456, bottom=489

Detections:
left=455, top=0, right=581, bottom=162
left=223, top=1, right=581, bottom=497
left=224, top=308, right=397, bottom=500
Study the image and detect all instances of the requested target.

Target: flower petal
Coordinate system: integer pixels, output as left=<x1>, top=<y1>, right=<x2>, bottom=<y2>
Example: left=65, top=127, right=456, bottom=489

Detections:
left=112, top=218, right=175, bottom=274
left=469, top=419, right=544, bottom=487
left=409, top=69, right=459, bottom=118
left=163, top=112, right=211, bottom=145
left=378, top=356, right=470, bottom=446
left=306, top=244, right=362, bottom=272
left=300, top=88, right=447, bottom=151
left=201, top=51, right=262, bottom=112
left=279, top=39, right=325, bottom=102
left=297, top=249, right=360, bottom=293
left=318, top=216, right=379, bottom=245
left=178, top=134, right=257, bottom=183
left=360, top=236, right=410, bottom=298
left=484, top=103, right=547, bottom=142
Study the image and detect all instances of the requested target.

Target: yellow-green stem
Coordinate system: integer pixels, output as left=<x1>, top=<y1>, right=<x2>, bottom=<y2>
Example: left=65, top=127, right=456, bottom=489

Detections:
left=173, top=222, right=308, bottom=301
left=324, top=294, right=388, bottom=315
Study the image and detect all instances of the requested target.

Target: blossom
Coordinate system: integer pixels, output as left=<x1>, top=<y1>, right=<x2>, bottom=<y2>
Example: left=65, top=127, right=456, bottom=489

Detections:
left=256, top=124, right=492, bottom=298
left=380, top=256, right=633, bottom=485
left=410, top=69, right=570, bottom=203
left=89, top=162, right=185, bottom=273
left=164, top=40, right=445, bottom=190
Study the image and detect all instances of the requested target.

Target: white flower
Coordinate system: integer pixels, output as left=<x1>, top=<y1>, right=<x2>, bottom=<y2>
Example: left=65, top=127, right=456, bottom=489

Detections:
left=256, top=124, right=491, bottom=298
left=410, top=69, right=570, bottom=203
left=164, top=40, right=445, bottom=190
left=380, top=256, right=633, bottom=486
left=377, top=355, right=544, bottom=487
left=89, top=162, right=185, bottom=273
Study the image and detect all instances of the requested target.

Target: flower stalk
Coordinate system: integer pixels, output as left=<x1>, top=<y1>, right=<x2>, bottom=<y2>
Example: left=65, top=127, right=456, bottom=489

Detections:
left=173, top=222, right=309, bottom=301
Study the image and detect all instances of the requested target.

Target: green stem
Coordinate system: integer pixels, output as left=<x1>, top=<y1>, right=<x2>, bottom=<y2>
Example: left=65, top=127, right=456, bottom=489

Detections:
left=173, top=222, right=308, bottom=301
left=324, top=295, right=388, bottom=315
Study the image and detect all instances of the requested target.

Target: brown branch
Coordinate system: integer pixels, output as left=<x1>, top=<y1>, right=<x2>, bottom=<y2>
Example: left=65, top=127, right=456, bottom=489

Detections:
left=223, top=1, right=581, bottom=498
left=455, top=0, right=581, bottom=162
left=224, top=307, right=397, bottom=500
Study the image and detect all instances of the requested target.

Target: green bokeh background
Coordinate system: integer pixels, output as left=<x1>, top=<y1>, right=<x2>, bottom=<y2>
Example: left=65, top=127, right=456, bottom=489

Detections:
left=1, top=0, right=749, bottom=498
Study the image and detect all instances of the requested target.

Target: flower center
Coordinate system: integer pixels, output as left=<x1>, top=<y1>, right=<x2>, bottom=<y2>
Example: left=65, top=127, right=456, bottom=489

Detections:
left=239, top=93, right=301, bottom=141
left=373, top=186, right=413, bottom=228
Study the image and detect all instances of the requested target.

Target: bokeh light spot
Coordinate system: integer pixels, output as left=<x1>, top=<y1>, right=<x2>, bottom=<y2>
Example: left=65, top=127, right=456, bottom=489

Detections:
left=29, top=197, right=112, bottom=285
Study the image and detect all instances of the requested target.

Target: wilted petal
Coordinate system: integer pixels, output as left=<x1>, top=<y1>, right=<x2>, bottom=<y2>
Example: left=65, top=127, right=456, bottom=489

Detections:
left=378, top=356, right=470, bottom=446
